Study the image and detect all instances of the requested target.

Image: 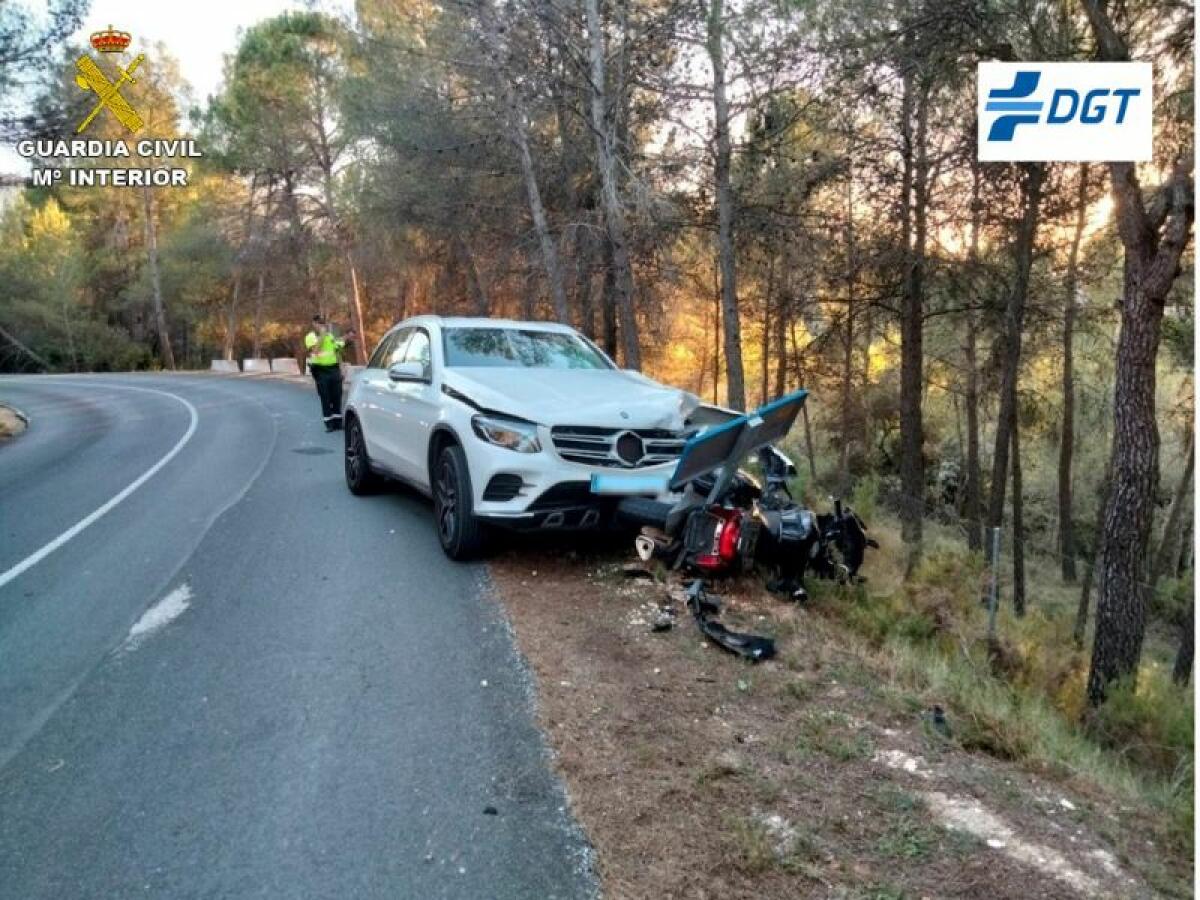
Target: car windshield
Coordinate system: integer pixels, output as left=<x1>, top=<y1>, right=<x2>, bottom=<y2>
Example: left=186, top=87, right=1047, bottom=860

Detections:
left=443, top=327, right=612, bottom=369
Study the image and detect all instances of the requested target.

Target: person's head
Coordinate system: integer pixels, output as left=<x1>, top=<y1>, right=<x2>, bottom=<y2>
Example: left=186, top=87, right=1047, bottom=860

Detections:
left=312, top=314, right=328, bottom=335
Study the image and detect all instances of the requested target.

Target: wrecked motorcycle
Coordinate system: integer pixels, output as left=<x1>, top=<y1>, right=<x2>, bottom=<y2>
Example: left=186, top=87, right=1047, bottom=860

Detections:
left=594, top=390, right=877, bottom=661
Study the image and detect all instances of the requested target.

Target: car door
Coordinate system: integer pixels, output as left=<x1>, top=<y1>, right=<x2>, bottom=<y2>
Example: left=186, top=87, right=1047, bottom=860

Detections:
left=359, top=327, right=412, bottom=471
left=387, top=327, right=438, bottom=487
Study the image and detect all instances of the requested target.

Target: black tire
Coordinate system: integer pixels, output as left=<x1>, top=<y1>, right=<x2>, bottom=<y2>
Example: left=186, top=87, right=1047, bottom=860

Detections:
left=433, top=443, right=488, bottom=560
left=345, top=416, right=384, bottom=495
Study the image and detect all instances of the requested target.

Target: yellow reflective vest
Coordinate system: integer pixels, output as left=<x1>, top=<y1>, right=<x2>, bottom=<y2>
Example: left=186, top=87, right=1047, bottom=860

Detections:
left=305, top=331, right=345, bottom=367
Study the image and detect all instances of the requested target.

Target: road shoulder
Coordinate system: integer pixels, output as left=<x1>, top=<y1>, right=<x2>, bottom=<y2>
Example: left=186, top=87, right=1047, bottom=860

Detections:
left=489, top=547, right=1184, bottom=898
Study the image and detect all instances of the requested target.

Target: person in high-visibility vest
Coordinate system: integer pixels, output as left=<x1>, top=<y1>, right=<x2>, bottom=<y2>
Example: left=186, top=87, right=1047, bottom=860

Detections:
left=304, top=314, right=355, bottom=431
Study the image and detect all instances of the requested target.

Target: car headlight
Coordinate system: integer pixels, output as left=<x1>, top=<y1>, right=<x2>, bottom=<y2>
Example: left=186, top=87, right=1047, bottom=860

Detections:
left=471, top=414, right=541, bottom=453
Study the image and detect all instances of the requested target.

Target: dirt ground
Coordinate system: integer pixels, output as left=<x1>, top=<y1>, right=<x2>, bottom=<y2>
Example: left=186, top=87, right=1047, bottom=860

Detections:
left=489, top=543, right=1190, bottom=899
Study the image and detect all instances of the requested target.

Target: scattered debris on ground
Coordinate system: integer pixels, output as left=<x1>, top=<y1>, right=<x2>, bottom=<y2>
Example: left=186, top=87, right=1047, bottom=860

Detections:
left=490, top=547, right=1188, bottom=899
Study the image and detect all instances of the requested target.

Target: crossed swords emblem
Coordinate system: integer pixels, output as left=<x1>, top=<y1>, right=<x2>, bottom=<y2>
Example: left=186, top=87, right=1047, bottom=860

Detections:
left=74, top=52, right=146, bottom=134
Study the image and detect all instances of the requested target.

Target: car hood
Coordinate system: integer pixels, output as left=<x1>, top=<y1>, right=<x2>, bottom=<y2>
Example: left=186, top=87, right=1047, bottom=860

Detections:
left=442, top=367, right=697, bottom=430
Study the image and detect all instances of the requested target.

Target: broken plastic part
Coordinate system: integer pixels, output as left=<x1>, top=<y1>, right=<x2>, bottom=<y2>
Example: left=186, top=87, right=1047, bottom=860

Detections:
left=684, top=580, right=775, bottom=662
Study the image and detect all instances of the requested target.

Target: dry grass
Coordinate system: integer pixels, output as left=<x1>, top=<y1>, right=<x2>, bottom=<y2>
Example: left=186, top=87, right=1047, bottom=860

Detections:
left=820, top=514, right=1194, bottom=857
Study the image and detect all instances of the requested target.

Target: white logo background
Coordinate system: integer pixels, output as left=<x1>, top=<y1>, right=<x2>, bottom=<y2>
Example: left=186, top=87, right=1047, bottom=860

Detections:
left=978, top=62, right=1153, bottom=162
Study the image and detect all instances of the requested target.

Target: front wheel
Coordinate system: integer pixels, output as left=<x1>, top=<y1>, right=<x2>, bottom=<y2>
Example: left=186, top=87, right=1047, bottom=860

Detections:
left=345, top=416, right=383, bottom=495
left=433, top=444, right=488, bottom=560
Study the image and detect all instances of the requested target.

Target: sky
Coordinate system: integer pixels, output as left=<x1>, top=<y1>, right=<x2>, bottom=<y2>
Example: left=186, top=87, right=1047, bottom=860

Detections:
left=1, top=0, right=354, bottom=173
left=72, top=0, right=355, bottom=104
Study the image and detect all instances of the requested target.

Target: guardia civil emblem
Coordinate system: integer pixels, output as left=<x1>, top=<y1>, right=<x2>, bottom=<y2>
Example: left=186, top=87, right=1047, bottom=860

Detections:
left=74, top=25, right=145, bottom=134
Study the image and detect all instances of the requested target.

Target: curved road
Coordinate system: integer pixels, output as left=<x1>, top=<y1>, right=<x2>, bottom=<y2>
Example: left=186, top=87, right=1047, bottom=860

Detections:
left=0, top=374, right=593, bottom=899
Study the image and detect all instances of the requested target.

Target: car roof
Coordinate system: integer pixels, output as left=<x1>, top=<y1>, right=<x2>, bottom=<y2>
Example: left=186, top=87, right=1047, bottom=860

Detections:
left=395, top=315, right=578, bottom=333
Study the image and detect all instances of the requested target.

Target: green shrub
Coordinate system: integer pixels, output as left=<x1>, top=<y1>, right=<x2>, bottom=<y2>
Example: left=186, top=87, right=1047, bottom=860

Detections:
left=1150, top=575, right=1192, bottom=629
left=1088, top=672, right=1194, bottom=782
left=850, top=472, right=881, bottom=522
left=813, top=516, right=1194, bottom=855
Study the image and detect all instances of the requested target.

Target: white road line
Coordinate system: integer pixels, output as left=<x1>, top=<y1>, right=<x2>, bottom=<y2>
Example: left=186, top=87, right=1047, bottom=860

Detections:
left=0, top=382, right=199, bottom=590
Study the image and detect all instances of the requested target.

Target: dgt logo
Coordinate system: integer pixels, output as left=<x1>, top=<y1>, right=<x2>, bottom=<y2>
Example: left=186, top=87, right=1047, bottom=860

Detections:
left=978, top=62, right=1152, bottom=162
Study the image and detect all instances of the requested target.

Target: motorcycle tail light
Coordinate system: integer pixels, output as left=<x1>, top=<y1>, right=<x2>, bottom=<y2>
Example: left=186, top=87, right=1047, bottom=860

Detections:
left=718, top=511, right=742, bottom=562
left=695, top=508, right=743, bottom=572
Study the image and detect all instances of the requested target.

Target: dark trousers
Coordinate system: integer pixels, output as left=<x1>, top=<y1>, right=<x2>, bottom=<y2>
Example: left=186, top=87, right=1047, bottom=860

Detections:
left=310, top=364, right=343, bottom=426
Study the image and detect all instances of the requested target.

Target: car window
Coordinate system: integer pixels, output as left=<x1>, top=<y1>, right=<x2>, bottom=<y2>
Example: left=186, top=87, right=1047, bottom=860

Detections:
left=402, top=329, right=432, bottom=378
left=385, top=329, right=413, bottom=369
left=442, top=327, right=612, bottom=369
left=366, top=333, right=393, bottom=369
left=368, top=327, right=411, bottom=369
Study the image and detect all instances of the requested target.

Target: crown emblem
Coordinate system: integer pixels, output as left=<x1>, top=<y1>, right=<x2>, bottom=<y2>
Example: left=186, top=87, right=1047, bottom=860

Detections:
left=90, top=25, right=132, bottom=53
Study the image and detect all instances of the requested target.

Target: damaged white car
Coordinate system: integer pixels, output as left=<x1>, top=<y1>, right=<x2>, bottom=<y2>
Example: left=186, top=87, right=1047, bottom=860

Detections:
left=343, top=316, right=714, bottom=559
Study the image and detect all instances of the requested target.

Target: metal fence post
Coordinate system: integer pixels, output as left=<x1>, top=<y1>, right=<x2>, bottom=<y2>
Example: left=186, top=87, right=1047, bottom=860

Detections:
left=987, top=526, right=1002, bottom=644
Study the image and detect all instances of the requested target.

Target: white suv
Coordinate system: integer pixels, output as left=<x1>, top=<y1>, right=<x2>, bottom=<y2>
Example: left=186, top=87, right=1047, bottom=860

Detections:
left=343, top=316, right=700, bottom=559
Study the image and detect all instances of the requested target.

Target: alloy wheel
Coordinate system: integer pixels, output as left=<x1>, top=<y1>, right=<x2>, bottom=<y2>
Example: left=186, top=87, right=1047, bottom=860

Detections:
left=346, top=422, right=364, bottom=484
left=436, top=458, right=457, bottom=544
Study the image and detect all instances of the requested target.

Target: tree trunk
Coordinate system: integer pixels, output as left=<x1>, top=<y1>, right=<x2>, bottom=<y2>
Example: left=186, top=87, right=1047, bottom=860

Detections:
left=963, top=314, right=981, bottom=550
left=1012, top=413, right=1026, bottom=616
left=345, top=253, right=367, bottom=364
left=898, top=73, right=928, bottom=552
left=963, top=157, right=982, bottom=550
left=707, top=0, right=745, bottom=410
left=1059, top=165, right=1090, bottom=582
left=1085, top=163, right=1192, bottom=703
left=476, top=0, right=569, bottom=324
left=141, top=185, right=174, bottom=370
left=224, top=272, right=241, bottom=362
left=1088, top=251, right=1171, bottom=701
left=252, top=270, right=265, bottom=359
left=841, top=169, right=856, bottom=493
left=1073, top=454, right=1113, bottom=647
left=1081, top=0, right=1195, bottom=705
left=761, top=254, right=775, bottom=405
left=522, top=261, right=537, bottom=321
left=987, top=163, right=1044, bottom=528
left=574, top=226, right=595, bottom=337
left=282, top=172, right=318, bottom=317
left=602, top=237, right=618, bottom=358
left=317, top=153, right=368, bottom=363
left=514, top=130, right=569, bottom=323
left=800, top=365, right=818, bottom=482
left=455, top=233, right=490, bottom=316
left=1152, top=435, right=1194, bottom=586
left=787, top=320, right=817, bottom=482
left=773, top=274, right=788, bottom=396
left=1177, top=519, right=1193, bottom=577
left=60, top=291, right=78, bottom=371
left=713, top=259, right=722, bottom=404
left=1172, top=600, right=1193, bottom=685
left=396, top=278, right=409, bottom=322
left=584, top=0, right=640, bottom=368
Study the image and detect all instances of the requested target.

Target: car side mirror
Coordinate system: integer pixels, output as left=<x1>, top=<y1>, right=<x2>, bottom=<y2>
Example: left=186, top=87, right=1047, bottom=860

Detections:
left=388, top=361, right=427, bottom=383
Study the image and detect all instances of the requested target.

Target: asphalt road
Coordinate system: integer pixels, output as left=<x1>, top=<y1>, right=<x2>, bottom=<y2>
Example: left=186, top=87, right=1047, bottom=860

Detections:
left=0, top=374, right=594, bottom=899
